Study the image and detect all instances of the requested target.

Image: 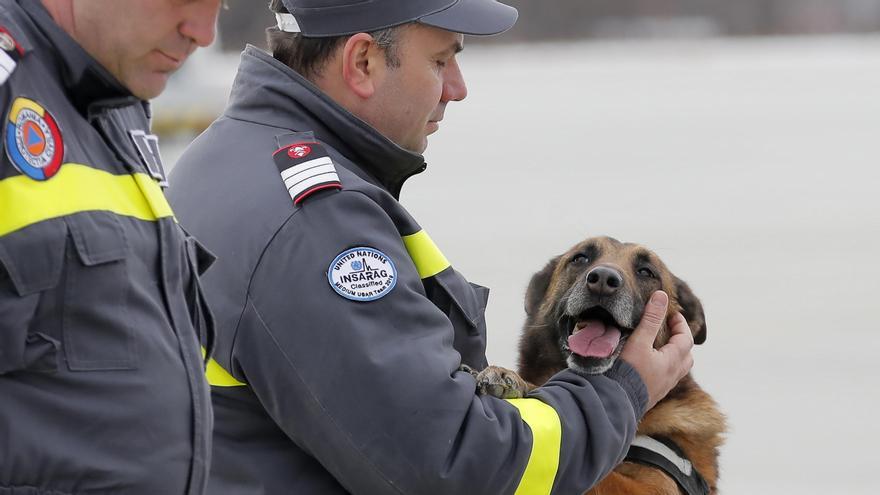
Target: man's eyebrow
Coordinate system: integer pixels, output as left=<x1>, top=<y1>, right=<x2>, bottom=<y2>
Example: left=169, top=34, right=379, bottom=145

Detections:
left=436, top=41, right=464, bottom=57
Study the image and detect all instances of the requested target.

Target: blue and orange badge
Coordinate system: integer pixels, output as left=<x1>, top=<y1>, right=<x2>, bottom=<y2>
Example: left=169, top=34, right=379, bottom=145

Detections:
left=6, top=97, right=64, bottom=181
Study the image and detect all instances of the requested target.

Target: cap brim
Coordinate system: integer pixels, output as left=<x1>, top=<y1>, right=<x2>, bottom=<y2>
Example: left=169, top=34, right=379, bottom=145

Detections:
left=419, top=0, right=518, bottom=36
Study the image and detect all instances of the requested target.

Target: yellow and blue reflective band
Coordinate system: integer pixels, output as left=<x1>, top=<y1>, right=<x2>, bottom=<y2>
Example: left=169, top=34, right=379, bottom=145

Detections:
left=202, top=347, right=246, bottom=387
left=401, top=230, right=450, bottom=279
left=0, top=163, right=173, bottom=236
left=505, top=398, right=563, bottom=495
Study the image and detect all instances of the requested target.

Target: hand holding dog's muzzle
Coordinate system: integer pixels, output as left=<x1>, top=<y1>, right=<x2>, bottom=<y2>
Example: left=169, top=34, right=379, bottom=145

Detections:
left=621, top=291, right=696, bottom=410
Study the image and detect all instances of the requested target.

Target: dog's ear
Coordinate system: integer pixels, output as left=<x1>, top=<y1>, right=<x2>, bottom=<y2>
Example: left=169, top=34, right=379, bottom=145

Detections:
left=524, top=256, right=560, bottom=317
left=674, top=277, right=707, bottom=345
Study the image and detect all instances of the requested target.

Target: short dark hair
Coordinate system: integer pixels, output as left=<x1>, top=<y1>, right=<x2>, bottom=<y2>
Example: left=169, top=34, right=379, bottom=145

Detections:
left=267, top=0, right=402, bottom=81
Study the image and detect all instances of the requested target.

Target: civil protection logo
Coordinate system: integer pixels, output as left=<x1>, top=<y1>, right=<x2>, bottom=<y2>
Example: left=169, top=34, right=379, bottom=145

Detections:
left=328, top=247, right=397, bottom=302
left=5, top=97, right=64, bottom=180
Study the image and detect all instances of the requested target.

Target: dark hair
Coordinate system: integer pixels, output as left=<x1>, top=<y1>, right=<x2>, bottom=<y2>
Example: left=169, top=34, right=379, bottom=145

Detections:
left=267, top=0, right=402, bottom=81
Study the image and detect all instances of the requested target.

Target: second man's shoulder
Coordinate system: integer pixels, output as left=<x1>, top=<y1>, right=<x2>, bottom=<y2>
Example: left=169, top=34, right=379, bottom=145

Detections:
left=0, top=7, right=33, bottom=88
left=273, top=139, right=343, bottom=206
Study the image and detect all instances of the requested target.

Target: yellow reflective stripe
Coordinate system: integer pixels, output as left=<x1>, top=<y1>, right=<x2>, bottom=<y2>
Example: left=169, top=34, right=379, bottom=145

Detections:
left=206, top=357, right=247, bottom=387
left=401, top=230, right=450, bottom=279
left=506, top=398, right=562, bottom=495
left=0, top=163, right=174, bottom=236
left=202, top=347, right=246, bottom=387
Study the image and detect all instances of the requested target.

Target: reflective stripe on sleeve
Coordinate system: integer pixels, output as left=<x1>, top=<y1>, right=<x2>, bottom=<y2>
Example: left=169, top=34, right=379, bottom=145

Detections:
left=401, top=229, right=450, bottom=279
left=206, top=357, right=246, bottom=387
left=505, top=398, right=563, bottom=495
left=202, top=347, right=246, bottom=387
left=0, top=163, right=174, bottom=236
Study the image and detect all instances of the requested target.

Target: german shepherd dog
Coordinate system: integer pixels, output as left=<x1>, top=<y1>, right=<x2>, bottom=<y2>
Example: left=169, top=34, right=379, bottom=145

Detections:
left=475, top=236, right=726, bottom=494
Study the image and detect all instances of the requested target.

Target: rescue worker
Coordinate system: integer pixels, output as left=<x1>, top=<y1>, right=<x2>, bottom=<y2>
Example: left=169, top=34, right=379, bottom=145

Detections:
left=0, top=0, right=221, bottom=493
left=168, top=0, right=695, bottom=493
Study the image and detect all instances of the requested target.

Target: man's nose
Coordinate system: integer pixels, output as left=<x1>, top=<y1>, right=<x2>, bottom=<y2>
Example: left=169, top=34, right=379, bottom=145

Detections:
left=442, top=58, right=468, bottom=103
left=179, top=0, right=222, bottom=48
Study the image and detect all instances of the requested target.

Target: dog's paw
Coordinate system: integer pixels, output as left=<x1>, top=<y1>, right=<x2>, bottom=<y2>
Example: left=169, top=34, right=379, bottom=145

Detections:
left=475, top=366, right=530, bottom=399
left=458, top=364, right=480, bottom=379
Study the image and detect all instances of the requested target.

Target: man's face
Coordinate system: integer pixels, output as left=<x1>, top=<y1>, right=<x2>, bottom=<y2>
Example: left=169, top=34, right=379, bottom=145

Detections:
left=65, top=0, right=221, bottom=99
left=367, top=25, right=467, bottom=154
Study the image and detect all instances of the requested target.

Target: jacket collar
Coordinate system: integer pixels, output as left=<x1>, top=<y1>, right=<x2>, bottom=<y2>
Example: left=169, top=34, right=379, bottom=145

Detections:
left=225, top=45, right=427, bottom=198
left=19, top=0, right=136, bottom=114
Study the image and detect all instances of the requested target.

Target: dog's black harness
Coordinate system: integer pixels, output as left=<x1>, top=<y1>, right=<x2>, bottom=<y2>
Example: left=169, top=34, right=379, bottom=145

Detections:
left=624, top=435, right=710, bottom=495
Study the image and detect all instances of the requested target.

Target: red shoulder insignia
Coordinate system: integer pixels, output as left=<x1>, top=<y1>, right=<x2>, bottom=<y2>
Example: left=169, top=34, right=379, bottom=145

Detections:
left=273, top=141, right=342, bottom=205
left=0, top=26, right=25, bottom=86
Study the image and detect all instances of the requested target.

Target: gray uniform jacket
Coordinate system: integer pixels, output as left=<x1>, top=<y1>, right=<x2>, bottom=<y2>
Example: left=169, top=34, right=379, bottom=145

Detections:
left=168, top=45, right=648, bottom=495
left=0, top=1, right=213, bottom=493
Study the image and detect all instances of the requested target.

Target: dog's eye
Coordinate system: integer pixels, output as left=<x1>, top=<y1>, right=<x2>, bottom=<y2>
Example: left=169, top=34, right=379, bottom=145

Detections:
left=637, top=267, right=656, bottom=278
left=570, top=253, right=589, bottom=264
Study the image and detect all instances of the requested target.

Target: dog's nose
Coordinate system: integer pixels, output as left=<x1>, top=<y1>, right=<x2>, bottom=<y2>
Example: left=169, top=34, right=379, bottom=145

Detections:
left=586, top=266, right=623, bottom=296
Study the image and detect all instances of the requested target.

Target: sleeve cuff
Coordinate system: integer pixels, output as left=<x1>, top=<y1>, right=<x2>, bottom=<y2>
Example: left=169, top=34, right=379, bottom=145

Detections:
left=603, top=359, right=649, bottom=420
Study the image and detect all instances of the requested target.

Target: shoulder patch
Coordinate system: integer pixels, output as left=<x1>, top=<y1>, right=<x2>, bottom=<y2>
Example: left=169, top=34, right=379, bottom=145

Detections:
left=273, top=141, right=341, bottom=205
left=5, top=97, right=64, bottom=180
left=328, top=247, right=397, bottom=302
left=0, top=26, right=24, bottom=85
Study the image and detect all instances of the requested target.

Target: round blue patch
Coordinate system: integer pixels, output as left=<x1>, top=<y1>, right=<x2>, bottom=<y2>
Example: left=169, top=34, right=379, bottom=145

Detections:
left=327, top=247, right=397, bottom=302
left=5, top=97, right=64, bottom=181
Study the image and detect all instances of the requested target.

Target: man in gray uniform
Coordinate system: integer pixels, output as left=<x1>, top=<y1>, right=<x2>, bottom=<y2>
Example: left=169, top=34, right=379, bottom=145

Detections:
left=0, top=0, right=221, bottom=493
left=169, top=0, right=695, bottom=493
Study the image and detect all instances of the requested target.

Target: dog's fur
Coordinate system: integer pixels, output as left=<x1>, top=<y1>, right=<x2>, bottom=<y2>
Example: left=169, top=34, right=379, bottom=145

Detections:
left=477, top=236, right=726, bottom=494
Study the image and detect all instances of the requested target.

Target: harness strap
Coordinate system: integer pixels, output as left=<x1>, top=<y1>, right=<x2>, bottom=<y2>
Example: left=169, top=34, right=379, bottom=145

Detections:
left=625, top=435, right=710, bottom=495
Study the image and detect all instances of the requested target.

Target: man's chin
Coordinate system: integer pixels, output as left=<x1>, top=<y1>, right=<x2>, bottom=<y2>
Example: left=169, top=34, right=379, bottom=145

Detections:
left=398, top=136, right=429, bottom=155
left=416, top=137, right=429, bottom=154
left=124, top=72, right=171, bottom=100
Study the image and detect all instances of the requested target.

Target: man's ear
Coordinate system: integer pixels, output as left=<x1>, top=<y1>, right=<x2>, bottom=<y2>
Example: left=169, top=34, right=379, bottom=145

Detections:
left=341, top=33, right=382, bottom=99
left=674, top=276, right=707, bottom=345
left=524, top=256, right=560, bottom=317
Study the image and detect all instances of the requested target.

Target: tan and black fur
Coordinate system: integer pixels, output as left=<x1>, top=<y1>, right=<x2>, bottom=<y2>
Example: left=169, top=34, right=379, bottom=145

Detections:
left=477, top=236, right=726, bottom=494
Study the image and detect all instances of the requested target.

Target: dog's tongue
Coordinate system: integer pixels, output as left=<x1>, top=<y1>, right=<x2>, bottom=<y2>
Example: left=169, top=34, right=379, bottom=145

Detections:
left=568, top=320, right=621, bottom=358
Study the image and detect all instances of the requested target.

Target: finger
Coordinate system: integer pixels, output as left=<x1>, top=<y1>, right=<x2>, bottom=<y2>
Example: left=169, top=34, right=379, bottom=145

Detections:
left=659, top=312, right=694, bottom=360
left=629, top=291, right=668, bottom=347
left=664, top=312, right=695, bottom=348
left=679, top=352, right=695, bottom=378
left=667, top=312, right=690, bottom=336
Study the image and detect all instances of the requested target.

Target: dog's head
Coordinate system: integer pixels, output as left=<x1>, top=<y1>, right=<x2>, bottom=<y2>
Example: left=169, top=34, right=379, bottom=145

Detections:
left=519, top=236, right=706, bottom=378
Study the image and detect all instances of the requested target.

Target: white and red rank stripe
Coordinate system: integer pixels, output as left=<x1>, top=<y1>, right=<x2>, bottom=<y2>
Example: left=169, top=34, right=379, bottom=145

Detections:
left=273, top=141, right=342, bottom=205
left=0, top=26, right=24, bottom=85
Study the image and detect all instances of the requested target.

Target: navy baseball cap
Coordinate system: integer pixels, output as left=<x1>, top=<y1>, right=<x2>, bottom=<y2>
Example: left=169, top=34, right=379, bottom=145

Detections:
left=277, top=0, right=518, bottom=37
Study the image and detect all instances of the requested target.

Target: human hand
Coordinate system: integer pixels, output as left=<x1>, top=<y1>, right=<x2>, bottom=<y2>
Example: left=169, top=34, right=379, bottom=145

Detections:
left=620, top=290, right=695, bottom=410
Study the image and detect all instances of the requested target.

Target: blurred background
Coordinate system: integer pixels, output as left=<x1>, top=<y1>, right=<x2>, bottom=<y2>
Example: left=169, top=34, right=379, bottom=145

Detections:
left=155, top=1, right=880, bottom=494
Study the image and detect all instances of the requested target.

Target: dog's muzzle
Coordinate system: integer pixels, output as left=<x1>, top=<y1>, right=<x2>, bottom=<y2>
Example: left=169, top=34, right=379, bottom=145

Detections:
left=557, top=266, right=639, bottom=373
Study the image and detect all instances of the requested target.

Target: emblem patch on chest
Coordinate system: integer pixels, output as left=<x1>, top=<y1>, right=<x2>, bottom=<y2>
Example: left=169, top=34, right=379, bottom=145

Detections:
left=5, top=97, right=64, bottom=180
left=328, top=247, right=397, bottom=302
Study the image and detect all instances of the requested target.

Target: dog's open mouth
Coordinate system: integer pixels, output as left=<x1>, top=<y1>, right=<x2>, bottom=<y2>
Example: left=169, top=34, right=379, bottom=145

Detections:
left=566, top=306, right=633, bottom=359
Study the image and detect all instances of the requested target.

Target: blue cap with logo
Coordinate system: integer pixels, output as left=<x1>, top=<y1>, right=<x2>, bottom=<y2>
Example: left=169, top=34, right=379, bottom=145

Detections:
left=277, top=0, right=518, bottom=37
